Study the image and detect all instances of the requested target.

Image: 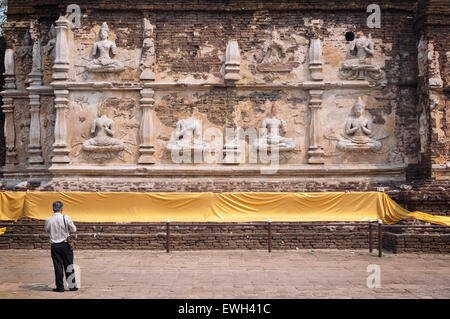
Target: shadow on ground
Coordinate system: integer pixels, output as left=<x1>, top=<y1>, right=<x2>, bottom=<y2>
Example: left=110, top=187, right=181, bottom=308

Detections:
left=19, top=284, right=53, bottom=292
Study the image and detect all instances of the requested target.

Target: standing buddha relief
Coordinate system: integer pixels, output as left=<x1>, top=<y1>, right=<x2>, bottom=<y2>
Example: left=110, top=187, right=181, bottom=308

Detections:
left=139, top=17, right=156, bottom=80
left=15, top=29, right=33, bottom=87
left=18, top=29, right=33, bottom=61
left=45, top=24, right=56, bottom=62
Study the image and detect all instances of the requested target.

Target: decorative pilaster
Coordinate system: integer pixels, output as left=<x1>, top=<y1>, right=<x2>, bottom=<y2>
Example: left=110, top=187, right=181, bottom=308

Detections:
left=138, top=84, right=156, bottom=164
left=309, top=38, right=323, bottom=81
left=27, top=21, right=44, bottom=165
left=223, top=40, right=240, bottom=164
left=307, top=22, right=324, bottom=164
left=50, top=16, right=71, bottom=164
left=1, top=49, right=17, bottom=167
left=307, top=90, right=324, bottom=164
left=138, top=17, right=156, bottom=164
left=224, top=40, right=240, bottom=82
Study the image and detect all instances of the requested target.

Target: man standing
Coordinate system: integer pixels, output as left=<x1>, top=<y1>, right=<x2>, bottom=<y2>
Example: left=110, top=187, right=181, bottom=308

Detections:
left=44, top=201, right=78, bottom=292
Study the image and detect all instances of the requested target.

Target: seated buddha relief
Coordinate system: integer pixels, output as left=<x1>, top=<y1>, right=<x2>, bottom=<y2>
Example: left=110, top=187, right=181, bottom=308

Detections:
left=253, top=105, right=296, bottom=152
left=166, top=118, right=210, bottom=154
left=85, top=22, right=124, bottom=73
left=82, top=107, right=125, bottom=161
left=337, top=97, right=382, bottom=151
left=338, top=31, right=383, bottom=81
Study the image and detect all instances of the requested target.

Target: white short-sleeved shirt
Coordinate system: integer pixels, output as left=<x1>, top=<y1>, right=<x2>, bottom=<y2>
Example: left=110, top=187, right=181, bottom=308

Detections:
left=44, top=213, right=77, bottom=244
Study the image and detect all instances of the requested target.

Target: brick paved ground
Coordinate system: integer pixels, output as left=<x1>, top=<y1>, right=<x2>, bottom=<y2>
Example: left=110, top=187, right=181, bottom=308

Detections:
left=0, top=249, right=449, bottom=299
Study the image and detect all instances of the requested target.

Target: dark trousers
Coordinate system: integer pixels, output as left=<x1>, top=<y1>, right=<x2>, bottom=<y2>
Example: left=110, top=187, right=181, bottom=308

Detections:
left=51, top=242, right=75, bottom=289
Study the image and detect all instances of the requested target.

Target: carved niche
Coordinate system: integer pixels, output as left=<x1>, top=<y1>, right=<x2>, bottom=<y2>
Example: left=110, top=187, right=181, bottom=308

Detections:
left=76, top=97, right=139, bottom=163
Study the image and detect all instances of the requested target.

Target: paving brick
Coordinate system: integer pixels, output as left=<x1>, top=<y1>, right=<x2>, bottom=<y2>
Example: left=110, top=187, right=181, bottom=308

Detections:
left=0, top=249, right=449, bottom=298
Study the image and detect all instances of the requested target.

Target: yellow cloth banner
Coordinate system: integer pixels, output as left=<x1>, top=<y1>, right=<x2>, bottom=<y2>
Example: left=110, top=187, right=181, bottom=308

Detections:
left=0, top=191, right=449, bottom=225
left=0, top=192, right=26, bottom=221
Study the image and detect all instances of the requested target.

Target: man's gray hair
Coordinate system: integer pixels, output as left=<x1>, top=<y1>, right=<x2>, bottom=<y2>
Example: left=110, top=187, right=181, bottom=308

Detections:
left=52, top=201, right=63, bottom=212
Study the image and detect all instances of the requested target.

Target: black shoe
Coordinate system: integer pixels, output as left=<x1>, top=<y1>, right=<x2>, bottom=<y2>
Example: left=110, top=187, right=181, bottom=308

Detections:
left=69, top=287, right=78, bottom=291
left=53, top=288, right=64, bottom=292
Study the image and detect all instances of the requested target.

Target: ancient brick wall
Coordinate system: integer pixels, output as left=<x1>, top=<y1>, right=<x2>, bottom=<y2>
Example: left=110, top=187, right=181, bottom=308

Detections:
left=1, top=218, right=448, bottom=253
left=0, top=0, right=448, bottom=252
left=414, top=0, right=450, bottom=178
left=1, top=0, right=425, bottom=169
left=383, top=223, right=450, bottom=253
left=0, top=36, right=5, bottom=167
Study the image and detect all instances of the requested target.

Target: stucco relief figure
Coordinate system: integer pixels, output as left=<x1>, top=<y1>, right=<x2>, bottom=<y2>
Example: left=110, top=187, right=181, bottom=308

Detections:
left=339, top=32, right=383, bottom=80
left=82, top=112, right=125, bottom=160
left=257, top=29, right=292, bottom=72
left=166, top=118, right=210, bottom=153
left=419, top=108, right=428, bottom=154
left=19, top=30, right=33, bottom=60
left=253, top=106, right=296, bottom=152
left=337, top=98, right=382, bottom=151
left=417, top=35, right=427, bottom=77
left=45, top=24, right=56, bottom=62
left=139, top=17, right=155, bottom=80
left=85, top=22, right=124, bottom=73
left=446, top=51, right=450, bottom=84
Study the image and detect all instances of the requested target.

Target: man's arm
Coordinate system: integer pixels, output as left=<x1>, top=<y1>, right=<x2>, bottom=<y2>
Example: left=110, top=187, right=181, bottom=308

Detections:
left=66, top=216, right=77, bottom=233
left=44, top=219, right=50, bottom=233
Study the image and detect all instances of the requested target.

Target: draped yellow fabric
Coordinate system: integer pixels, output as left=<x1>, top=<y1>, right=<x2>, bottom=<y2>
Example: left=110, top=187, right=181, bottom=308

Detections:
left=22, top=191, right=215, bottom=222
left=0, top=227, right=6, bottom=235
left=0, top=191, right=449, bottom=225
left=0, top=192, right=26, bottom=221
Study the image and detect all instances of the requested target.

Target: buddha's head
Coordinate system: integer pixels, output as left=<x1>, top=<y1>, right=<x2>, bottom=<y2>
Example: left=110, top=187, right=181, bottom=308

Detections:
left=355, top=31, right=365, bottom=39
left=97, top=104, right=115, bottom=118
left=353, top=97, right=365, bottom=117
left=269, top=103, right=279, bottom=118
left=49, top=24, right=56, bottom=40
left=23, top=29, right=32, bottom=46
left=99, top=22, right=109, bottom=40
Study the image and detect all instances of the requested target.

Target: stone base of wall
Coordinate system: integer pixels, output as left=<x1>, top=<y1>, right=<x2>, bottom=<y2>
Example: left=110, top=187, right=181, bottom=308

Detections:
left=0, top=177, right=448, bottom=252
left=383, top=227, right=450, bottom=253
left=1, top=219, right=448, bottom=253
left=400, top=179, right=450, bottom=216
left=2, top=176, right=448, bottom=217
